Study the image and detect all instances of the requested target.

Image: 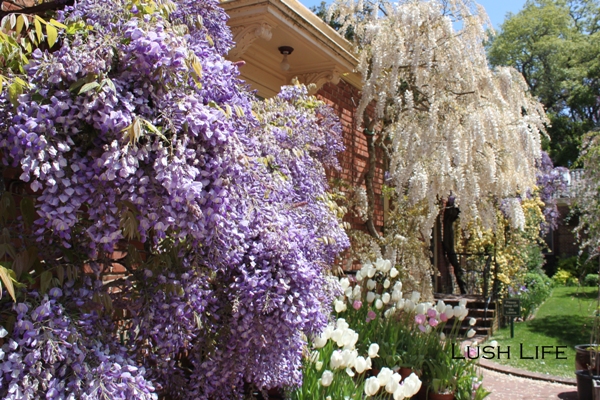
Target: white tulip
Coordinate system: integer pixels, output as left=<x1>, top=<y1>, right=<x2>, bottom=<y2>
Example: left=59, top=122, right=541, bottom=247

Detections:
left=341, top=329, right=359, bottom=349
left=459, top=299, right=467, bottom=307
left=375, top=299, right=383, bottom=309
left=386, top=379, right=400, bottom=394
left=440, top=332, right=446, bottom=340
left=367, top=265, right=376, bottom=278
left=320, top=370, right=334, bottom=387
left=334, top=300, right=347, bottom=313
left=410, top=291, right=421, bottom=303
left=330, top=350, right=344, bottom=369
left=313, top=335, right=327, bottom=349
left=490, top=340, right=499, bottom=348
left=330, top=328, right=343, bottom=344
left=354, top=356, right=368, bottom=373
left=345, top=287, right=354, bottom=298
left=353, top=285, right=362, bottom=299
left=402, top=374, right=422, bottom=397
left=415, top=303, right=426, bottom=315
left=367, top=291, right=376, bottom=303
left=453, top=305, right=464, bottom=319
left=444, top=305, right=454, bottom=319
left=316, top=361, right=323, bottom=371
left=341, top=349, right=358, bottom=367
left=396, top=299, right=405, bottom=310
left=364, top=376, right=380, bottom=396
left=346, top=367, right=355, bottom=377
left=436, top=300, right=446, bottom=314
left=337, top=319, right=349, bottom=331
left=467, top=328, right=476, bottom=338
left=393, top=281, right=403, bottom=291
left=382, top=292, right=391, bottom=304
left=384, top=307, right=397, bottom=318
left=340, top=277, right=350, bottom=290
left=368, top=343, right=379, bottom=358
left=356, top=270, right=364, bottom=282
left=393, top=384, right=407, bottom=400
left=391, top=289, right=402, bottom=302
left=403, top=299, right=415, bottom=312
left=469, top=317, right=477, bottom=326
left=390, top=267, right=399, bottom=278
left=322, top=325, right=334, bottom=340
left=383, top=279, right=391, bottom=288
left=367, top=279, right=376, bottom=290
left=377, top=367, right=394, bottom=387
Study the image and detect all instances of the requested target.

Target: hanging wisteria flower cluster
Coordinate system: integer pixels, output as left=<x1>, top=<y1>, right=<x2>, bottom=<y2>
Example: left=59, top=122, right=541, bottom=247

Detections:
left=329, top=0, right=547, bottom=236
left=536, top=151, right=569, bottom=232
left=0, top=284, right=157, bottom=399
left=0, top=0, right=348, bottom=396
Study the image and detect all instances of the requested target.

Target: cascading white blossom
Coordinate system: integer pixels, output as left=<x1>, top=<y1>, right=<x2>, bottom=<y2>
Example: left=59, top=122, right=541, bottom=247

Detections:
left=330, top=0, right=547, bottom=234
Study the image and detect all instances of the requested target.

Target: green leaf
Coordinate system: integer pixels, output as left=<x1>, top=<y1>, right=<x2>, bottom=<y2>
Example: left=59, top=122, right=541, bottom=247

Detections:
left=46, top=24, right=58, bottom=48
left=20, top=197, right=36, bottom=227
left=34, top=18, right=43, bottom=43
left=39, top=270, right=52, bottom=294
left=0, top=265, right=17, bottom=301
left=57, top=265, right=64, bottom=285
left=192, top=59, right=202, bottom=79
left=79, top=81, right=100, bottom=94
left=49, top=19, right=67, bottom=29
left=15, top=15, right=24, bottom=34
left=8, top=82, right=23, bottom=106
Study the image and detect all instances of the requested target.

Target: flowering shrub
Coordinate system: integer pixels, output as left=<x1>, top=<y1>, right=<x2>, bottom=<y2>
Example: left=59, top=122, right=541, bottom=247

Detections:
left=508, top=272, right=552, bottom=320
left=0, top=0, right=348, bottom=397
left=552, top=269, right=579, bottom=286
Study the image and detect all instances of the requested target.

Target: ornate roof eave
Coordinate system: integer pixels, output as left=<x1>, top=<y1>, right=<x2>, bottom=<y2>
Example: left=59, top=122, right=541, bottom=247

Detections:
left=221, top=0, right=362, bottom=97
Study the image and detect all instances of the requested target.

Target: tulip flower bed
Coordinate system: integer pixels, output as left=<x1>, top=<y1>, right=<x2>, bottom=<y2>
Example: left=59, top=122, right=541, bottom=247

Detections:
left=291, top=259, right=492, bottom=399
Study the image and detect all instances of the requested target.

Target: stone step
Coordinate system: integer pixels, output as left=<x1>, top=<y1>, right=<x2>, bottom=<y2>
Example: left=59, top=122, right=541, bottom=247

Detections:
left=434, top=293, right=499, bottom=340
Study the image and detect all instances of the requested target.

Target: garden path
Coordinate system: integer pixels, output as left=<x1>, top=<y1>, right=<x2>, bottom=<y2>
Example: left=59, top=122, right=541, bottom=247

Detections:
left=481, top=367, right=578, bottom=399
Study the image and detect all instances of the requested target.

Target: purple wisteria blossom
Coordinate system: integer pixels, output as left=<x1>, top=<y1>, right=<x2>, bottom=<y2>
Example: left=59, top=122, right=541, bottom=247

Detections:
left=0, top=0, right=347, bottom=396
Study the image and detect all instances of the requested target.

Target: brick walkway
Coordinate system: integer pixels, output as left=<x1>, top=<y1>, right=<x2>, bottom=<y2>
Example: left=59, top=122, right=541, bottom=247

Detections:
left=481, top=367, right=578, bottom=399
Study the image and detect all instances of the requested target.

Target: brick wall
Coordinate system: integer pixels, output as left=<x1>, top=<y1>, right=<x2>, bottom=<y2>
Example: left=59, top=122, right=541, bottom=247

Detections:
left=316, top=80, right=386, bottom=270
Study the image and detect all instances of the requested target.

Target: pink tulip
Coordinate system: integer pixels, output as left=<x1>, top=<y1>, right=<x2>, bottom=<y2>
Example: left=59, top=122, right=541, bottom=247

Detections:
left=366, top=310, right=377, bottom=322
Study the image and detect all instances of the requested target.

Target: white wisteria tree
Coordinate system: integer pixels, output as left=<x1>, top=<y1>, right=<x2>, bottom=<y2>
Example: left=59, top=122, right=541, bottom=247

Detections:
left=329, top=0, right=548, bottom=294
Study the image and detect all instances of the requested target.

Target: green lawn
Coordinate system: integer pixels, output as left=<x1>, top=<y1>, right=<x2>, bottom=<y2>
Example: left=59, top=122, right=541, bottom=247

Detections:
left=490, top=286, right=599, bottom=377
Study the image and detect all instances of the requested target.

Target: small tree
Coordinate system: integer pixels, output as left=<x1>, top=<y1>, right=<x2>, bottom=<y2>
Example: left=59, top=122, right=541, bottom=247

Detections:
left=329, top=0, right=548, bottom=290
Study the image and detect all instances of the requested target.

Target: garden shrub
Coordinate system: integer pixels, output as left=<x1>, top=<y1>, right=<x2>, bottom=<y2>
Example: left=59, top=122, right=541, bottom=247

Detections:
left=556, top=255, right=597, bottom=282
left=584, top=274, right=600, bottom=287
left=518, top=272, right=553, bottom=319
left=552, top=269, right=579, bottom=286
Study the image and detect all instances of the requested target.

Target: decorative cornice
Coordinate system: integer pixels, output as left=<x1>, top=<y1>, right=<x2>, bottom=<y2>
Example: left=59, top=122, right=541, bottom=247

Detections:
left=295, top=68, right=341, bottom=94
left=229, top=22, right=274, bottom=60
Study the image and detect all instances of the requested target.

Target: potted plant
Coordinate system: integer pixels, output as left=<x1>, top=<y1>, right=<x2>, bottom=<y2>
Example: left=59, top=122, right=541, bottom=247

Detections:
left=575, top=301, right=600, bottom=399
left=422, top=341, right=465, bottom=400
